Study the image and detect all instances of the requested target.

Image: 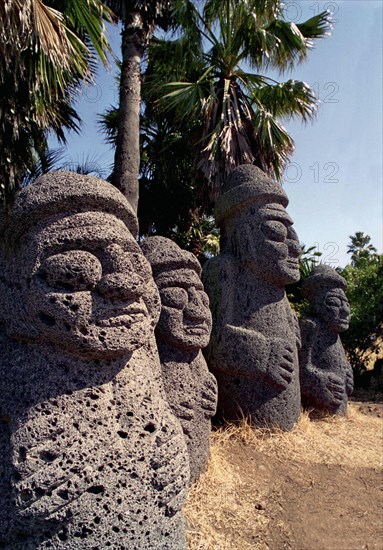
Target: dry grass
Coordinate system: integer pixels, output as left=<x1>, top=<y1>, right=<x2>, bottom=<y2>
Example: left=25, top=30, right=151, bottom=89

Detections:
left=185, top=431, right=271, bottom=550
left=185, top=404, right=383, bottom=549
left=211, top=404, right=383, bottom=470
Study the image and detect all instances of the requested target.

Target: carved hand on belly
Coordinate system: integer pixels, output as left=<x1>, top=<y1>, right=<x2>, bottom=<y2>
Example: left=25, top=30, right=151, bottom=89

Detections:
left=200, top=374, right=218, bottom=418
left=323, top=373, right=345, bottom=406
left=345, top=367, right=354, bottom=396
left=266, top=339, right=296, bottom=390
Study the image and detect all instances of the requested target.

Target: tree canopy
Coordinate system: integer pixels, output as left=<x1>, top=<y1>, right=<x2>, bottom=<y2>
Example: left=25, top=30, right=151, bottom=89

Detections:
left=342, top=256, right=383, bottom=378
left=0, top=0, right=113, bottom=207
left=347, top=231, right=378, bottom=266
left=148, top=0, right=332, bottom=202
left=100, top=0, right=332, bottom=245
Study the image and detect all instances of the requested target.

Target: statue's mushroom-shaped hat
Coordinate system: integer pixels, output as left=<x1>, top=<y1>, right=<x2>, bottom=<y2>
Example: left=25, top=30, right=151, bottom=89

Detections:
left=141, top=236, right=201, bottom=277
left=215, top=165, right=288, bottom=225
left=302, top=265, right=347, bottom=301
left=0, top=170, right=138, bottom=247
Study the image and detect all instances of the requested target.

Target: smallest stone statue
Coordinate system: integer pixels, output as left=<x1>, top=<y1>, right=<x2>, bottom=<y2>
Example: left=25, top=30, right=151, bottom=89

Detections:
left=142, top=237, right=217, bottom=484
left=299, top=265, right=354, bottom=415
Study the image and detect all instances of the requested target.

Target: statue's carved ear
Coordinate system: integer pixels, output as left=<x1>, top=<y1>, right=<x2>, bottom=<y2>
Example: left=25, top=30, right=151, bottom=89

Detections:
left=0, top=252, right=40, bottom=341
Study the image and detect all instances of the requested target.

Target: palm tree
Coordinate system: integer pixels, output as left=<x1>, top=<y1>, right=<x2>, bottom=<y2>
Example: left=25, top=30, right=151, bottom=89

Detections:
left=347, top=232, right=377, bottom=266
left=104, top=1, right=191, bottom=214
left=0, top=0, right=113, bottom=207
left=150, top=0, right=332, bottom=202
left=99, top=0, right=332, bottom=250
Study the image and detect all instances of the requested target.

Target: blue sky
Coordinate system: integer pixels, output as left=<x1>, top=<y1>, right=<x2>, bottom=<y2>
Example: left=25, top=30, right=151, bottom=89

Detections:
left=48, top=0, right=382, bottom=267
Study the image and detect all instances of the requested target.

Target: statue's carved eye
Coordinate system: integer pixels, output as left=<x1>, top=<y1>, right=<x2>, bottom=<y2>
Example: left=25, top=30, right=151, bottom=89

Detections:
left=160, top=288, right=188, bottom=310
left=38, top=251, right=102, bottom=291
left=261, top=221, right=288, bottom=242
left=129, top=253, right=152, bottom=283
left=200, top=291, right=210, bottom=308
left=325, top=297, right=342, bottom=308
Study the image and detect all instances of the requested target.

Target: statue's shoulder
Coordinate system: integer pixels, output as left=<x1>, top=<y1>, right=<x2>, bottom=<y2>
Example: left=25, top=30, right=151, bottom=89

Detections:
left=202, top=253, right=236, bottom=287
left=299, top=316, right=319, bottom=342
left=299, top=316, right=317, bottom=328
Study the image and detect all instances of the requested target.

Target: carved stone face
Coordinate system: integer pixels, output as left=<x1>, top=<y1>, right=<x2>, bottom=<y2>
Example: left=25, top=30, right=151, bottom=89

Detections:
left=318, top=288, right=350, bottom=332
left=155, top=268, right=212, bottom=351
left=236, top=203, right=301, bottom=286
left=16, top=212, right=160, bottom=358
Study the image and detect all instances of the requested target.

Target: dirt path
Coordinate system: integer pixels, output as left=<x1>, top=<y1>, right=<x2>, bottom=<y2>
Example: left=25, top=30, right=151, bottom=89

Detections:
left=227, top=445, right=382, bottom=550
left=350, top=388, right=383, bottom=419
left=185, top=402, right=383, bottom=550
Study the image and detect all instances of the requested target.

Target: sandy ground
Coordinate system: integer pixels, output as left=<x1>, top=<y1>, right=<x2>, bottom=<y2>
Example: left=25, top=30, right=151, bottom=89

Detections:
left=185, top=397, right=383, bottom=550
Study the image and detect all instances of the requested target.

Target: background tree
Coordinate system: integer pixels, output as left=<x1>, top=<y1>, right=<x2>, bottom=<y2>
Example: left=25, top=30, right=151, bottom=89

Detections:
left=150, top=0, right=332, bottom=203
left=341, top=236, right=383, bottom=385
left=287, top=244, right=322, bottom=315
left=100, top=100, right=217, bottom=258
left=287, top=235, right=383, bottom=388
left=104, top=1, right=196, bottom=213
left=100, top=0, right=331, bottom=247
left=347, top=231, right=378, bottom=266
left=0, top=0, right=112, bottom=207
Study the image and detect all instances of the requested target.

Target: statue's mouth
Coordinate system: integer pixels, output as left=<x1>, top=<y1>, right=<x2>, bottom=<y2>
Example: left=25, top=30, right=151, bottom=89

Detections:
left=286, top=258, right=300, bottom=267
left=184, top=323, right=209, bottom=335
left=97, top=304, right=148, bottom=327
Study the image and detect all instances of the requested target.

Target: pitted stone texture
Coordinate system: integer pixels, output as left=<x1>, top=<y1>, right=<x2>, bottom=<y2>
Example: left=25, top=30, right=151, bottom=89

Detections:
left=203, top=165, right=302, bottom=431
left=141, top=237, right=217, bottom=484
left=299, top=265, right=354, bottom=415
left=0, top=171, right=189, bottom=549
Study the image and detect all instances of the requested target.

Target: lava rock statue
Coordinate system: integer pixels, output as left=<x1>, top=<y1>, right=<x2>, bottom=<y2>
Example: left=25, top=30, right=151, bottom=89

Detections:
left=203, top=165, right=302, bottom=431
left=299, top=265, right=354, bottom=415
left=0, top=171, right=189, bottom=549
left=142, top=236, right=217, bottom=484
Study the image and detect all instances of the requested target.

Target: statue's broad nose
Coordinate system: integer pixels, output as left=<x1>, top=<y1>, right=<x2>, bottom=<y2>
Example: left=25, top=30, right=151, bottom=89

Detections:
left=342, top=301, right=351, bottom=315
left=185, top=289, right=207, bottom=320
left=96, top=272, right=145, bottom=300
left=288, top=228, right=301, bottom=257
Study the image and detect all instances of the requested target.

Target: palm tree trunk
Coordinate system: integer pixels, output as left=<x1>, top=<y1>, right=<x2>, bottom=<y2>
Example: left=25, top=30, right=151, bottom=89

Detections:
left=112, top=20, right=145, bottom=215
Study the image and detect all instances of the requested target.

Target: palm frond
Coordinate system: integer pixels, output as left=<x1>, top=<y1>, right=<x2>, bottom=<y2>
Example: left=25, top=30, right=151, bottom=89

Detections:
left=156, top=71, right=214, bottom=119
left=262, top=19, right=308, bottom=69
left=0, top=0, right=111, bottom=207
left=297, top=11, right=333, bottom=40
left=60, top=153, right=107, bottom=178
left=250, top=80, right=318, bottom=121
left=98, top=105, right=119, bottom=145
left=32, top=1, right=83, bottom=72
left=20, top=146, right=66, bottom=187
left=252, top=106, right=295, bottom=180
left=63, top=0, right=114, bottom=66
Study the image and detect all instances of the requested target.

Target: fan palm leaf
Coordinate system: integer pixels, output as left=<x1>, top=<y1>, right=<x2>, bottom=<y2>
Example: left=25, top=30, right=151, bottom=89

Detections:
left=150, top=0, right=332, bottom=201
left=0, top=0, right=113, bottom=206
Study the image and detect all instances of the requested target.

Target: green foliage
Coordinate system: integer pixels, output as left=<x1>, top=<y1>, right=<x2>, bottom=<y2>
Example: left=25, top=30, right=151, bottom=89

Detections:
left=347, top=231, right=378, bottom=266
left=0, top=0, right=113, bottom=207
left=136, top=114, right=200, bottom=236
left=100, top=0, right=332, bottom=251
left=341, top=254, right=383, bottom=381
left=150, top=0, right=332, bottom=202
left=287, top=244, right=322, bottom=316
left=175, top=215, right=220, bottom=264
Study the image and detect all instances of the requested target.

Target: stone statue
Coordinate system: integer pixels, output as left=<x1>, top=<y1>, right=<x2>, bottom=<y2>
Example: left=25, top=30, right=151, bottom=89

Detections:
left=0, top=172, right=189, bottom=549
left=203, top=165, right=302, bottom=431
left=141, top=236, right=217, bottom=484
left=299, top=265, right=354, bottom=415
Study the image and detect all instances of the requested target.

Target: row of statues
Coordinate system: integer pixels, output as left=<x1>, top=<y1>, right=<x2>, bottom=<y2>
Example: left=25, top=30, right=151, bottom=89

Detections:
left=203, top=165, right=353, bottom=428
left=0, top=167, right=353, bottom=548
left=0, top=173, right=192, bottom=548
